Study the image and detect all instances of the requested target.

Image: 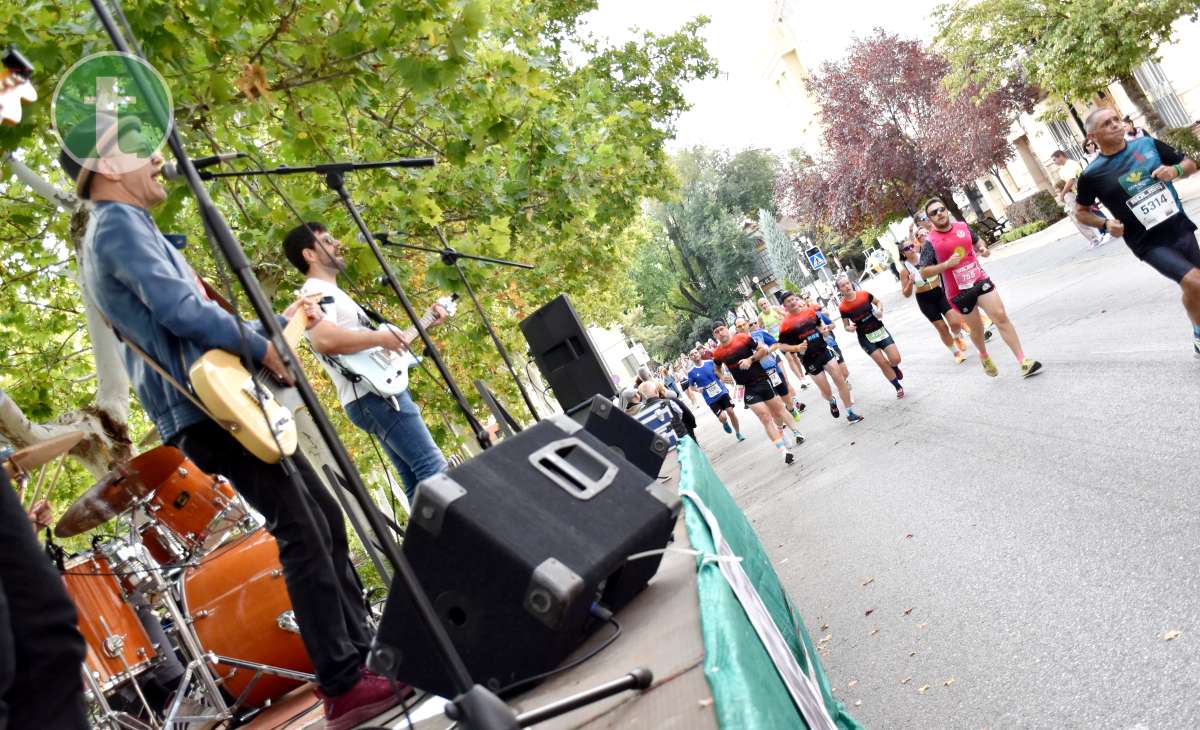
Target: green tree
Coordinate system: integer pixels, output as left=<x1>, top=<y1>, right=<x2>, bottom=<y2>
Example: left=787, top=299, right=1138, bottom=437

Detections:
left=933, top=0, right=1200, bottom=133
left=0, top=1, right=716, bottom=525
left=629, top=147, right=778, bottom=356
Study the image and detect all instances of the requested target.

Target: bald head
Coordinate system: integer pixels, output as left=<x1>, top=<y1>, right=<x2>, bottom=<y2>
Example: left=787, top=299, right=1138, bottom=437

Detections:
left=637, top=381, right=660, bottom=400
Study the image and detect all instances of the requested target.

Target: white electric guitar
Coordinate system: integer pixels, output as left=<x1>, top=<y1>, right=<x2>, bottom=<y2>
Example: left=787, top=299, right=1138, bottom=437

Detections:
left=328, top=295, right=458, bottom=399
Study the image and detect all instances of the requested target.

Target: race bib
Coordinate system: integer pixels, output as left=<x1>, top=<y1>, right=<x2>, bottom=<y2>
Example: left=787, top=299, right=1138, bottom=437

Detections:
left=1127, top=182, right=1180, bottom=230
left=952, top=260, right=984, bottom=290
left=704, top=381, right=722, bottom=398
left=865, top=327, right=890, bottom=344
left=768, top=370, right=782, bottom=387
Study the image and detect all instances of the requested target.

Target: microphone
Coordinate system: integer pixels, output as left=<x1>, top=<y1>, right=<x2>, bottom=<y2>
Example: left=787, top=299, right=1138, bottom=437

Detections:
left=162, top=152, right=245, bottom=181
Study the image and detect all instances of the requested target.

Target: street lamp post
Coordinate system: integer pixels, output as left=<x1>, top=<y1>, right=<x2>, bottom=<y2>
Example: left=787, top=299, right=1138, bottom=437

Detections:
left=751, top=276, right=767, bottom=300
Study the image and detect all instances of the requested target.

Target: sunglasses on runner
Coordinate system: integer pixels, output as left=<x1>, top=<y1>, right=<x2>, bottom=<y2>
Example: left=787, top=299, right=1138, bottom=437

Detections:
left=927, top=207, right=948, bottom=216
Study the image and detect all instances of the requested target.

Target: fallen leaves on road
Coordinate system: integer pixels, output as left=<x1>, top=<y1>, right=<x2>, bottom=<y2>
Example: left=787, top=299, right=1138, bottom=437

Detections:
left=862, top=577, right=875, bottom=587
left=905, top=533, right=914, bottom=539
left=698, top=698, right=714, bottom=708
left=820, top=623, right=829, bottom=630
left=869, top=629, right=880, bottom=636
left=917, top=622, right=928, bottom=629
left=903, top=607, right=914, bottom=615
left=847, top=679, right=858, bottom=688
left=917, top=684, right=931, bottom=694
left=779, top=558, right=789, bottom=565
left=1162, top=630, right=1183, bottom=641
left=818, top=634, right=833, bottom=645
left=909, top=651, right=917, bottom=657
left=864, top=609, right=874, bottom=616
left=900, top=677, right=912, bottom=685
left=944, top=678, right=956, bottom=687
left=854, top=700, right=863, bottom=707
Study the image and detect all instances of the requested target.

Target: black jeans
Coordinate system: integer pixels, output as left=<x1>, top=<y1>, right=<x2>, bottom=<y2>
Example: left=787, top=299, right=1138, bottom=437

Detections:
left=0, top=469, right=89, bottom=730
left=172, top=420, right=370, bottom=695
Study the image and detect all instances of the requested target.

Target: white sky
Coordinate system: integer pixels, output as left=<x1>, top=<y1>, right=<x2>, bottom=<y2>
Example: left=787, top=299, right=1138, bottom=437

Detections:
left=581, top=0, right=942, bottom=152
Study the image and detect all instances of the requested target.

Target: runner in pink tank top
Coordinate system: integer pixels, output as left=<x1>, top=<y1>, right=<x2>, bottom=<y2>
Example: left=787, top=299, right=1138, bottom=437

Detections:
left=916, top=197, right=1043, bottom=379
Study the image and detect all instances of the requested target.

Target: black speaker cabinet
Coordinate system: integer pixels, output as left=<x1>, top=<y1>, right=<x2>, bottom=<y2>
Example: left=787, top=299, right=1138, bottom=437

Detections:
left=368, top=415, right=680, bottom=698
left=568, top=395, right=669, bottom=479
left=519, top=294, right=616, bottom=411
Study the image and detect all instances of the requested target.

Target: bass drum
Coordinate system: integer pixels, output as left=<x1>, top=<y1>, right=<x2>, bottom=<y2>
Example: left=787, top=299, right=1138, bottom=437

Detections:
left=182, top=529, right=313, bottom=707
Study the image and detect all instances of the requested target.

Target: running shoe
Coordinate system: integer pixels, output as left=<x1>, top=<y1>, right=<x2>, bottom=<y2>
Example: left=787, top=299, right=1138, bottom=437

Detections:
left=981, top=356, right=999, bottom=377
left=984, top=328, right=994, bottom=342
left=736, top=433, right=746, bottom=442
left=794, top=432, right=805, bottom=445
left=1020, top=358, right=1043, bottom=378
left=953, top=350, right=967, bottom=364
left=847, top=412, right=864, bottom=425
left=829, top=400, right=840, bottom=419
left=783, top=450, right=795, bottom=465
left=896, top=387, right=905, bottom=399
left=799, top=382, right=808, bottom=389
left=1194, top=337, right=1200, bottom=359
left=722, top=422, right=732, bottom=434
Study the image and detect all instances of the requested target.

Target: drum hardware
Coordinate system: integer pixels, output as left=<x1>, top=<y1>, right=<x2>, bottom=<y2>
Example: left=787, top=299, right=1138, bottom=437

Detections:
left=276, top=610, right=300, bottom=634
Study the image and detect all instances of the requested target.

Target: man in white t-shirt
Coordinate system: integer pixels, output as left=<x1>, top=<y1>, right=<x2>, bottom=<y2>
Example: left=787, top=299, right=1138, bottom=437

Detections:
left=1052, top=150, right=1108, bottom=249
left=283, top=222, right=448, bottom=500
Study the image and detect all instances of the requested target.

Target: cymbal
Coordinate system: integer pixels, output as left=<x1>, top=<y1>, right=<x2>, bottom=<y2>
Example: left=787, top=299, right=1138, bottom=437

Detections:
left=54, top=445, right=186, bottom=538
left=4, top=431, right=84, bottom=476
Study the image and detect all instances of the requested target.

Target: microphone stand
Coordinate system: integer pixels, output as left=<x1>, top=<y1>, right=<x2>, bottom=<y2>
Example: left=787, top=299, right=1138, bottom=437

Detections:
left=375, top=229, right=541, bottom=422
left=87, top=1, right=511, bottom=726
left=196, top=162, right=492, bottom=451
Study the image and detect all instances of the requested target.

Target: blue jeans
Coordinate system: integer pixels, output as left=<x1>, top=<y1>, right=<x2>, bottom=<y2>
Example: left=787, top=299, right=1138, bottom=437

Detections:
left=345, top=391, right=448, bottom=500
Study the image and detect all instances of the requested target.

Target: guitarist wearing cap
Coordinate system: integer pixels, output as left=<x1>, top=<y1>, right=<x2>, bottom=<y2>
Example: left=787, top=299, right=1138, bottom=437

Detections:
left=60, top=115, right=412, bottom=727
left=283, top=222, right=449, bottom=502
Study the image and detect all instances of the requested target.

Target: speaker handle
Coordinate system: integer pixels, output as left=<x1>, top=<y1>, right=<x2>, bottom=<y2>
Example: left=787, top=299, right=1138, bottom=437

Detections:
left=528, top=438, right=617, bottom=501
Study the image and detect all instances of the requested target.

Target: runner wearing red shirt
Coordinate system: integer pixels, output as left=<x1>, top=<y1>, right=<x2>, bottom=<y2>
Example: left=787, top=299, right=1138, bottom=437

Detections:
left=709, top=322, right=801, bottom=464
left=836, top=277, right=905, bottom=398
left=917, top=197, right=1043, bottom=378
left=777, top=292, right=863, bottom=424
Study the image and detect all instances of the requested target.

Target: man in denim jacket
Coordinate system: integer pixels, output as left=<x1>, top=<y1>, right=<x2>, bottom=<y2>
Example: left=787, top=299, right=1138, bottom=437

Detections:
left=60, top=115, right=407, bottom=727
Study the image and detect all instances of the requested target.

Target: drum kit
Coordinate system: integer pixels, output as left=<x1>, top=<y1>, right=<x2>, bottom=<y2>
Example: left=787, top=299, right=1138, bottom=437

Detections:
left=4, top=437, right=317, bottom=728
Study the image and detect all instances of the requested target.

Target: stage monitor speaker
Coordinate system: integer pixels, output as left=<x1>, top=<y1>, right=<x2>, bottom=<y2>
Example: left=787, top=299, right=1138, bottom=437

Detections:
left=568, top=395, right=669, bottom=479
left=519, top=294, right=616, bottom=411
left=368, top=415, right=680, bottom=698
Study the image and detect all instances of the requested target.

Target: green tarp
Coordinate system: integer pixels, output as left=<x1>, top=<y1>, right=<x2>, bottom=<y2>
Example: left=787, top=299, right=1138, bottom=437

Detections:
left=678, top=438, right=863, bottom=730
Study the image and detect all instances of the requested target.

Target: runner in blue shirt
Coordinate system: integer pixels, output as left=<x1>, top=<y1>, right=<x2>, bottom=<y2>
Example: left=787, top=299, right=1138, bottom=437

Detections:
left=1075, top=108, right=1200, bottom=358
left=685, top=350, right=744, bottom=441
left=812, top=297, right=851, bottom=380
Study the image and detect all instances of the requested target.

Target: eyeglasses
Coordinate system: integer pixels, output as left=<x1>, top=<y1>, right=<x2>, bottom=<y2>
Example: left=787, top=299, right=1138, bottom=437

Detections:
left=927, top=207, right=947, bottom=216
left=901, top=244, right=914, bottom=252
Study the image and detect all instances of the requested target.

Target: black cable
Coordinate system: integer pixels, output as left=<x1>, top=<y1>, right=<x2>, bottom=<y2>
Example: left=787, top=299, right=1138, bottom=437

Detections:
left=494, top=615, right=622, bottom=697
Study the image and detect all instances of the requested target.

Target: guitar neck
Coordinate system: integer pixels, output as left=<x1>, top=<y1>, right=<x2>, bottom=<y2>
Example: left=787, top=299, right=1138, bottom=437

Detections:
left=395, top=310, right=441, bottom=344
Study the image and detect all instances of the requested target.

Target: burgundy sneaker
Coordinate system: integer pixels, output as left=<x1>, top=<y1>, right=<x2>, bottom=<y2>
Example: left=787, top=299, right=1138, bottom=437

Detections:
left=316, top=672, right=408, bottom=730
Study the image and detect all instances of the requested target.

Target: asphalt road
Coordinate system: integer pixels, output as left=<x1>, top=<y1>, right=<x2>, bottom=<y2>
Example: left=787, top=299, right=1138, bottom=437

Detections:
left=691, top=188, right=1200, bottom=729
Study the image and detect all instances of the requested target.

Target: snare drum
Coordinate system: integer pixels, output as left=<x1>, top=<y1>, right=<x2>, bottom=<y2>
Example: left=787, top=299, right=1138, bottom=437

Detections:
left=182, top=529, right=313, bottom=707
left=135, top=446, right=248, bottom=555
left=61, top=554, right=159, bottom=693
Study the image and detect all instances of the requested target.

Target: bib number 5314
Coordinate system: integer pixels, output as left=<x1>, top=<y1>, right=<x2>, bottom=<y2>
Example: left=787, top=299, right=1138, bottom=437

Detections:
left=1127, top=182, right=1179, bottom=230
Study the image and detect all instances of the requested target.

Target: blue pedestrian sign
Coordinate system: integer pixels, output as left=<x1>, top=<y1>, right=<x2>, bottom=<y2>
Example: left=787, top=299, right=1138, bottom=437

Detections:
left=805, top=246, right=827, bottom=271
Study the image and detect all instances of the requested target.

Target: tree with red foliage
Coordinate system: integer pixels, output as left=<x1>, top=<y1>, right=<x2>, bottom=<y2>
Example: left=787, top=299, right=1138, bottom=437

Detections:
left=775, top=29, right=1036, bottom=237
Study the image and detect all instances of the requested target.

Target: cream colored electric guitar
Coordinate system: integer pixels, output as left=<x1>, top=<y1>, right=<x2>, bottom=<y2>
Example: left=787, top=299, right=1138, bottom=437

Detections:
left=188, top=299, right=314, bottom=464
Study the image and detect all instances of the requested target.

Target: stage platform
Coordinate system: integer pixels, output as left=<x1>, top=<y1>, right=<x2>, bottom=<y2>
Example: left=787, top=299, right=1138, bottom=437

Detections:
left=244, top=453, right=717, bottom=730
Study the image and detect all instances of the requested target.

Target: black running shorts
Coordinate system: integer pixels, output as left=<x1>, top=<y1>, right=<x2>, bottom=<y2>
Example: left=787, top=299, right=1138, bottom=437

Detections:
left=707, top=393, right=734, bottom=415
left=915, top=286, right=952, bottom=322
left=742, top=380, right=778, bottom=406
left=1138, top=230, right=1200, bottom=283
left=951, top=278, right=995, bottom=314
left=800, top=340, right=836, bottom=376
